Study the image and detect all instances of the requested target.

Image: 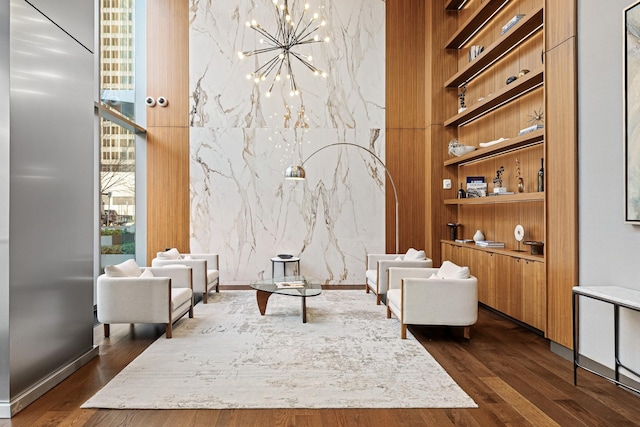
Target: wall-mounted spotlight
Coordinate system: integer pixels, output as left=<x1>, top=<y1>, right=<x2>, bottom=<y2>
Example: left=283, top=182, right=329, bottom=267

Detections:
left=157, top=96, right=168, bottom=107
left=145, top=96, right=156, bottom=107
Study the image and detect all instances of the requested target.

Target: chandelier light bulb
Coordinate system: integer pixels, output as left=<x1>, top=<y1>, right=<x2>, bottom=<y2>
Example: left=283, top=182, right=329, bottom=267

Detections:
left=322, top=72, right=327, bottom=78
left=251, top=19, right=257, bottom=26
left=307, top=55, right=313, bottom=61
left=238, top=51, right=245, bottom=59
left=245, top=21, right=251, bottom=27
left=266, top=91, right=271, bottom=98
left=314, top=34, right=319, bottom=41
left=286, top=15, right=291, bottom=21
left=313, top=70, right=319, bottom=76
left=246, top=74, right=252, bottom=79
left=275, top=74, right=281, bottom=81
left=259, top=38, right=264, bottom=44
left=313, top=13, right=319, bottom=19
left=254, top=77, right=260, bottom=83
left=294, top=89, right=300, bottom=96
left=321, top=20, right=326, bottom=26
left=290, top=90, right=295, bottom=96
left=279, top=53, right=285, bottom=59
left=324, top=37, right=330, bottom=42
left=305, top=3, right=310, bottom=9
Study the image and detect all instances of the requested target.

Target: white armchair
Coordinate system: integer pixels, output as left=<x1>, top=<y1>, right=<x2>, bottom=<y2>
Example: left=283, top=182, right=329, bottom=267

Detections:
left=386, top=261, right=478, bottom=339
left=151, top=248, right=220, bottom=303
left=365, top=248, right=433, bottom=305
left=97, top=259, right=194, bottom=339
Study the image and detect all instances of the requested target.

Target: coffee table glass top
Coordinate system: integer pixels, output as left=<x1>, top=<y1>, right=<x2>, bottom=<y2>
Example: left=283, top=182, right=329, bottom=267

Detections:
left=250, top=275, right=322, bottom=297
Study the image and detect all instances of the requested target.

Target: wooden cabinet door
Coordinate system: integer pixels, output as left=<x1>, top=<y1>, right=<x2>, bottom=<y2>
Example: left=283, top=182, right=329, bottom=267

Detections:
left=522, top=260, right=546, bottom=332
left=441, top=243, right=469, bottom=268
left=495, top=255, right=523, bottom=320
left=469, top=249, right=495, bottom=306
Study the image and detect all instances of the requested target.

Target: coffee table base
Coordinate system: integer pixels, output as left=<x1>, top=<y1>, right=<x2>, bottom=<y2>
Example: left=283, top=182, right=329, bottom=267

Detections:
left=255, top=290, right=308, bottom=323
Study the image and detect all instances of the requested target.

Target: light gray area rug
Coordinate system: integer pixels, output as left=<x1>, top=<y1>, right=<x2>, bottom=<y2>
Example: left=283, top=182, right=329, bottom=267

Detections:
left=82, top=290, right=477, bottom=409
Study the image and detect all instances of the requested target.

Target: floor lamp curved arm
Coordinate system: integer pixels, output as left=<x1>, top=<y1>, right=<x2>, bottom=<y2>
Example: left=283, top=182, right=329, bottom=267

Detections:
left=284, top=142, right=399, bottom=254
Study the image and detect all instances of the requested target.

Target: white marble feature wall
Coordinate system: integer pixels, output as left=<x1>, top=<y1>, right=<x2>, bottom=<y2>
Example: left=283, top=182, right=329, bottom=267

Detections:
left=189, top=0, right=385, bottom=284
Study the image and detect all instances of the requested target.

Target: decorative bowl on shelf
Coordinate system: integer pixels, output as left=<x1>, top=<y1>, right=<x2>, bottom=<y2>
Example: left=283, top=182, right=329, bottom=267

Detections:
left=523, top=241, right=544, bottom=255
left=277, top=254, right=293, bottom=259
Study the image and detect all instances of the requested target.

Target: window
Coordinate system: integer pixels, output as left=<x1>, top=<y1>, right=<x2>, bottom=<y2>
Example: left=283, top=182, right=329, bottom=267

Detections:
left=98, top=0, right=145, bottom=274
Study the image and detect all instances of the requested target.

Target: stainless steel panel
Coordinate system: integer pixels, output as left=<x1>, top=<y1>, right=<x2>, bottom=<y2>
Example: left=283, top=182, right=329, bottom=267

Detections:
left=27, top=0, right=94, bottom=52
left=0, top=0, right=10, bottom=404
left=9, top=0, right=94, bottom=398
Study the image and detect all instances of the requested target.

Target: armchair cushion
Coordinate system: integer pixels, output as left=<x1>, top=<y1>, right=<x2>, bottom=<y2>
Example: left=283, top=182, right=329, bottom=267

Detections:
left=140, top=268, right=154, bottom=278
left=157, top=248, right=181, bottom=260
left=404, top=248, right=427, bottom=260
left=365, top=251, right=433, bottom=305
left=105, top=258, right=143, bottom=277
left=436, top=260, right=470, bottom=279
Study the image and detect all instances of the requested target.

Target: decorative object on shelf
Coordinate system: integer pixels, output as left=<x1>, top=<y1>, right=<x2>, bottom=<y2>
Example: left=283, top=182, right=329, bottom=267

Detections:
left=518, top=123, right=544, bottom=135
left=473, top=229, right=485, bottom=242
left=492, top=166, right=506, bottom=193
left=447, top=222, right=461, bottom=241
left=506, top=75, right=517, bottom=85
left=515, top=158, right=524, bottom=193
left=448, top=139, right=475, bottom=157
left=501, top=14, right=525, bottom=35
left=514, top=224, right=525, bottom=252
left=527, top=108, right=544, bottom=126
left=284, top=142, right=400, bottom=254
left=466, top=176, right=487, bottom=198
left=537, top=158, right=544, bottom=192
left=238, top=0, right=329, bottom=97
left=524, top=240, right=544, bottom=255
left=475, top=240, right=505, bottom=248
left=458, top=82, right=467, bottom=113
left=457, top=183, right=466, bottom=199
left=517, top=69, right=530, bottom=78
left=469, top=45, right=484, bottom=62
left=479, top=137, right=508, bottom=148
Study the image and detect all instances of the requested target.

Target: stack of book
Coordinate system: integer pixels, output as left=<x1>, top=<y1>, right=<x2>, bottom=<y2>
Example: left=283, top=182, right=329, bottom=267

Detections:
left=475, top=240, right=505, bottom=248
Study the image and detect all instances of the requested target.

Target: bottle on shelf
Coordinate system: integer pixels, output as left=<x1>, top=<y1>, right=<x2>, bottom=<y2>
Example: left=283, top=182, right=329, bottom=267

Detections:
left=537, top=158, right=544, bottom=192
left=457, top=183, right=466, bottom=199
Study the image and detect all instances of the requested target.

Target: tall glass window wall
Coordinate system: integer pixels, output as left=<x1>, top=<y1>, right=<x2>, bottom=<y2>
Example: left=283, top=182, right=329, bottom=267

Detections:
left=98, top=0, right=145, bottom=273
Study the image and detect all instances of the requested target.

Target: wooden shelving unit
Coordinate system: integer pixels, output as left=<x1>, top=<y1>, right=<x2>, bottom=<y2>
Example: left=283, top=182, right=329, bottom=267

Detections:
left=445, top=0, right=513, bottom=49
left=444, top=129, right=544, bottom=166
left=442, top=0, right=547, bottom=335
left=440, top=239, right=545, bottom=262
left=444, top=67, right=543, bottom=127
left=444, top=192, right=544, bottom=205
left=445, top=5, right=544, bottom=88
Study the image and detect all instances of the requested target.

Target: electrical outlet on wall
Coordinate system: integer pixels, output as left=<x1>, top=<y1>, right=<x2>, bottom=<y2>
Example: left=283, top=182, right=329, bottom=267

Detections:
left=443, top=179, right=452, bottom=189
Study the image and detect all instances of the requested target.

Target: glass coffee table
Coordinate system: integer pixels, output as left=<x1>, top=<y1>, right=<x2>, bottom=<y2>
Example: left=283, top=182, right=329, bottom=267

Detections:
left=249, top=276, right=322, bottom=323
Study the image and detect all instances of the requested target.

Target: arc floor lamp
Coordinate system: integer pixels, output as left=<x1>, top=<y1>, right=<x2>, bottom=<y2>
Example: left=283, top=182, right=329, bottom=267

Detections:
left=284, top=142, right=399, bottom=254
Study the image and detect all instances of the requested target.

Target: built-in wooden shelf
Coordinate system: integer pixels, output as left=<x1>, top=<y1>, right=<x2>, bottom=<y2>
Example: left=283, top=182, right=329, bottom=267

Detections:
left=441, top=239, right=545, bottom=262
left=444, top=192, right=544, bottom=205
left=445, top=0, right=470, bottom=11
left=445, top=67, right=543, bottom=128
left=445, top=0, right=512, bottom=49
left=445, top=5, right=544, bottom=88
left=444, top=129, right=544, bottom=166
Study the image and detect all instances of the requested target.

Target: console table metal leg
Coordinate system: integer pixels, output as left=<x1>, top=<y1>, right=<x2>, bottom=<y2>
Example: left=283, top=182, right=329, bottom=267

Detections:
left=614, top=304, right=620, bottom=383
left=573, top=291, right=579, bottom=386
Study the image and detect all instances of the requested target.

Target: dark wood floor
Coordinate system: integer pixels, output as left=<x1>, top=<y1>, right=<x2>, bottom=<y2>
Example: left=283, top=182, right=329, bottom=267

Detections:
left=2, top=288, right=640, bottom=426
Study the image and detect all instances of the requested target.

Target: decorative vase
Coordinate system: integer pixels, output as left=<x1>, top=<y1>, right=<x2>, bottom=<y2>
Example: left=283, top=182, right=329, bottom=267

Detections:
left=473, top=230, right=485, bottom=242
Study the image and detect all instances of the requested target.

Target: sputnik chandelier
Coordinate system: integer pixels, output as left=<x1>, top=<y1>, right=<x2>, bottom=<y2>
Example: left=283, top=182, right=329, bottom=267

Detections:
left=238, top=0, right=329, bottom=97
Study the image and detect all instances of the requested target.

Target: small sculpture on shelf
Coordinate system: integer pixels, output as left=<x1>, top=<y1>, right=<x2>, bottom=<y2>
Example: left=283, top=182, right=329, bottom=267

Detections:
left=515, top=158, right=524, bottom=193
left=458, top=82, right=467, bottom=113
left=448, top=139, right=475, bottom=157
left=492, top=166, right=505, bottom=193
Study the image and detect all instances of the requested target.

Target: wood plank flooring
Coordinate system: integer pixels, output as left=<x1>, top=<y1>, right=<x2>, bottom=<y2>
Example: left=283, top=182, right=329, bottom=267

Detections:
left=2, top=287, right=639, bottom=426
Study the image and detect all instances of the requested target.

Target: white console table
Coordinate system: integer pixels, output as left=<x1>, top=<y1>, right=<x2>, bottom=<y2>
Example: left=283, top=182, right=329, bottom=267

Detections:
left=572, top=285, right=640, bottom=394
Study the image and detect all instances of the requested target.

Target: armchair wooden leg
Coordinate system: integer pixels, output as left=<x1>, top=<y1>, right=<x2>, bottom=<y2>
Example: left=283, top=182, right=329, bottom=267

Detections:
left=189, top=305, right=194, bottom=318
left=463, top=326, right=471, bottom=340
left=166, top=323, right=172, bottom=339
left=386, top=306, right=391, bottom=319
left=376, top=294, right=381, bottom=305
left=216, top=280, right=219, bottom=293
left=203, top=291, right=208, bottom=304
left=103, top=324, right=110, bottom=338
left=365, top=285, right=370, bottom=294
left=400, top=324, right=407, bottom=339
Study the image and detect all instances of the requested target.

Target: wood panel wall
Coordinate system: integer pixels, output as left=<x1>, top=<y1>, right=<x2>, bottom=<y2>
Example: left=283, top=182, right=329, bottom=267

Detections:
left=146, top=0, right=190, bottom=264
left=386, top=0, right=428, bottom=255
left=545, top=0, right=578, bottom=348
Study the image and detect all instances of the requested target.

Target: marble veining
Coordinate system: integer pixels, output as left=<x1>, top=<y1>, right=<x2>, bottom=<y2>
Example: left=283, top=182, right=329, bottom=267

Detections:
left=189, top=0, right=385, bottom=284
